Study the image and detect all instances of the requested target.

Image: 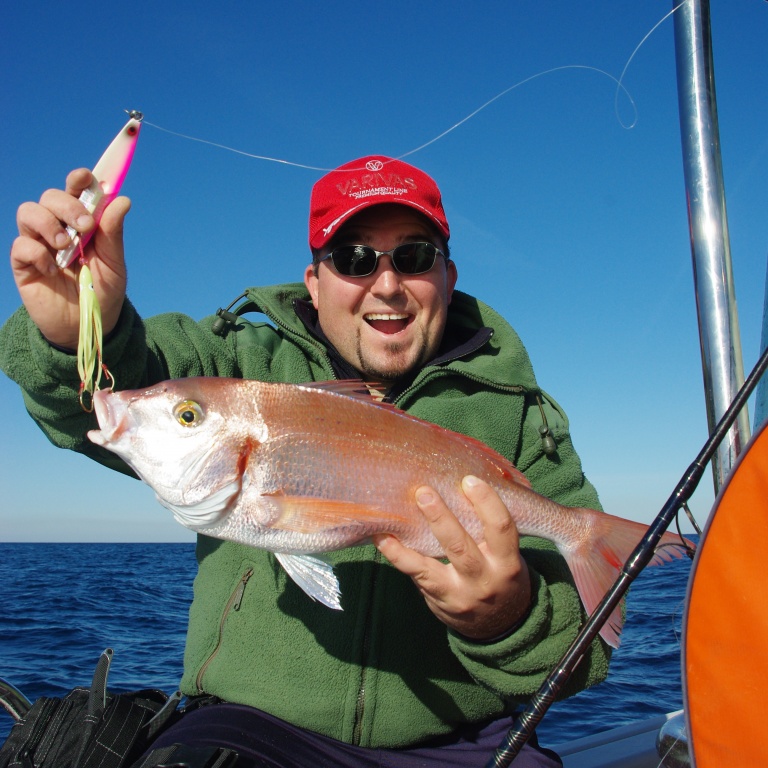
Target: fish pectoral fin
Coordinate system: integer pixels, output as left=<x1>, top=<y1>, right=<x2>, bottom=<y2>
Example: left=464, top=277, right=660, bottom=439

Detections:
left=274, top=552, right=342, bottom=610
left=265, top=494, right=409, bottom=534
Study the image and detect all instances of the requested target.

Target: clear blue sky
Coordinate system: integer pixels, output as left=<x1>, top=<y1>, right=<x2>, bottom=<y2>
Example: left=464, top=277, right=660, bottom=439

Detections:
left=2, top=1, right=766, bottom=542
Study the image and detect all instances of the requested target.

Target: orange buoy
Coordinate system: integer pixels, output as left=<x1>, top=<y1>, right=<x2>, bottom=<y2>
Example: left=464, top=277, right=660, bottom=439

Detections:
left=684, top=421, right=768, bottom=766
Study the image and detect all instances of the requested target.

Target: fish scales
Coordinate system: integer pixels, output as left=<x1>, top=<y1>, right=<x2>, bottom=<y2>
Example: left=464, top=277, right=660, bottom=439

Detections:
left=241, top=382, right=527, bottom=552
left=222, top=387, right=475, bottom=553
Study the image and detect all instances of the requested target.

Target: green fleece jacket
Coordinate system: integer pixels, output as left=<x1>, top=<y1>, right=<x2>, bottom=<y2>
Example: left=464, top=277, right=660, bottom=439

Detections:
left=0, top=283, right=611, bottom=748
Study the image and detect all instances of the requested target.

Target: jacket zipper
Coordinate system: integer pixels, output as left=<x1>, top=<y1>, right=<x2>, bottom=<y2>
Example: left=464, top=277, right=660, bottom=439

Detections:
left=351, top=549, right=381, bottom=745
left=195, top=568, right=253, bottom=692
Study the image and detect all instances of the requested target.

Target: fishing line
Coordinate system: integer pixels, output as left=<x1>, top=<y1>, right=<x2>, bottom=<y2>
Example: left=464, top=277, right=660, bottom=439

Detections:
left=141, top=3, right=687, bottom=172
left=615, top=1, right=688, bottom=123
left=655, top=734, right=686, bottom=768
left=398, top=65, right=636, bottom=162
left=139, top=121, right=331, bottom=171
left=143, top=65, right=636, bottom=173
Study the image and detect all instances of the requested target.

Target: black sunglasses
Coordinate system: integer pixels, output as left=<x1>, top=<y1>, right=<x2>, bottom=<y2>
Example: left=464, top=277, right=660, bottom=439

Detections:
left=319, top=242, right=445, bottom=277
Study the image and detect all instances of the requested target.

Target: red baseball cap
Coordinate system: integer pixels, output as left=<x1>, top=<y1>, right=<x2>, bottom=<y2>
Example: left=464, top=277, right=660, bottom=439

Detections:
left=308, top=155, right=450, bottom=250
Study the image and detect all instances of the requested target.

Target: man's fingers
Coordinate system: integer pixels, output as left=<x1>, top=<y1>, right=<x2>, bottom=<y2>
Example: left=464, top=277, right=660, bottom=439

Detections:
left=461, top=475, right=521, bottom=559
left=10, top=235, right=59, bottom=280
left=374, top=480, right=532, bottom=640
left=63, top=168, right=95, bottom=197
left=97, top=196, right=131, bottom=244
left=373, top=534, right=450, bottom=603
left=374, top=534, right=427, bottom=577
left=379, top=478, right=521, bottom=576
left=415, top=485, right=479, bottom=563
left=18, top=194, right=93, bottom=251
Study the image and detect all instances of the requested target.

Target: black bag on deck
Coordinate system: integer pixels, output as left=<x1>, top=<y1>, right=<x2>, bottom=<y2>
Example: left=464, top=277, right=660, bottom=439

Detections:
left=0, top=648, right=183, bottom=768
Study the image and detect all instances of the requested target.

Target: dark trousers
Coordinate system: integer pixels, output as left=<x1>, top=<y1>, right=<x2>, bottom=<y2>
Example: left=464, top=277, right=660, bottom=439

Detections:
left=149, top=702, right=563, bottom=768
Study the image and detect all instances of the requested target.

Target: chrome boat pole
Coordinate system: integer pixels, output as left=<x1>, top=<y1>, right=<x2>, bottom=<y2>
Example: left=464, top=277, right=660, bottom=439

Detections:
left=0, top=678, right=31, bottom=721
left=673, top=0, right=750, bottom=495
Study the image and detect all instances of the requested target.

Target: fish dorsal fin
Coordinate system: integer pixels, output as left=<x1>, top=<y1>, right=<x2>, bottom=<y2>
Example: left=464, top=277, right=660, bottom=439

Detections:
left=299, top=379, right=377, bottom=399
left=445, top=430, right=532, bottom=488
left=298, top=379, right=397, bottom=407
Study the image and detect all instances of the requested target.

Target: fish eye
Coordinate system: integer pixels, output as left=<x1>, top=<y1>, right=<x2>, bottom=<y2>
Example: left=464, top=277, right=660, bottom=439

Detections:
left=174, top=400, right=204, bottom=427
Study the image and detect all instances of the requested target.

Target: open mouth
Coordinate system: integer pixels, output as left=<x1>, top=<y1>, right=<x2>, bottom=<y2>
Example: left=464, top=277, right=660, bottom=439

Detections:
left=363, top=312, right=412, bottom=335
left=88, top=390, right=131, bottom=446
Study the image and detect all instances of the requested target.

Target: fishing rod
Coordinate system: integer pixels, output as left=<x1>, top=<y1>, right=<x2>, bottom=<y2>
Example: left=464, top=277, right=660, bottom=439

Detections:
left=486, top=342, right=768, bottom=767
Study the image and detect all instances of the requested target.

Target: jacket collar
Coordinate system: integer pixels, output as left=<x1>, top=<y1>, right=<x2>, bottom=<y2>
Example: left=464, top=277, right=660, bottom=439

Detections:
left=240, top=283, right=540, bottom=391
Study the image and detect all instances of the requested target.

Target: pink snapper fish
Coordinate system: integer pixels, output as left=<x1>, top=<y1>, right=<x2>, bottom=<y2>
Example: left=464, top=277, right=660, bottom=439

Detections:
left=88, top=377, right=693, bottom=647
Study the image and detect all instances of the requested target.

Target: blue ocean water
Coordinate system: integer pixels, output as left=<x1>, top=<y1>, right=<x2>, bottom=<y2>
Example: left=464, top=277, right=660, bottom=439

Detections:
left=0, top=541, right=694, bottom=748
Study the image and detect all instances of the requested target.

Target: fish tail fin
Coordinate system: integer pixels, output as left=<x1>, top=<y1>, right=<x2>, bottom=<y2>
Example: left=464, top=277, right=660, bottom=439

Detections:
left=562, top=509, right=693, bottom=649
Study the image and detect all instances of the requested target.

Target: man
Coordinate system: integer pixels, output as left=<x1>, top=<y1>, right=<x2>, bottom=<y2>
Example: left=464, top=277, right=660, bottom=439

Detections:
left=1, top=156, right=611, bottom=767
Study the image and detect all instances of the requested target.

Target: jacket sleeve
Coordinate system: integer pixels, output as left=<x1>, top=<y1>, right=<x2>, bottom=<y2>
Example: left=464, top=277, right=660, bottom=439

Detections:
left=447, top=390, right=613, bottom=701
left=0, top=300, right=240, bottom=473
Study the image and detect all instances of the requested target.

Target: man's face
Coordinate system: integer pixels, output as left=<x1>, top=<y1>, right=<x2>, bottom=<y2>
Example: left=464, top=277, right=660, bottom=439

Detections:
left=304, top=205, right=458, bottom=386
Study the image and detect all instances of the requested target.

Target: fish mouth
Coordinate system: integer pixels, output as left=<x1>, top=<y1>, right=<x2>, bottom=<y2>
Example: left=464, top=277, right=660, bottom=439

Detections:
left=87, top=389, right=132, bottom=447
left=363, top=312, right=412, bottom=335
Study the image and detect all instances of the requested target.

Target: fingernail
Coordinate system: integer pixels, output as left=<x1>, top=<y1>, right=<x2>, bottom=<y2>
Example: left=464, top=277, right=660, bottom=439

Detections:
left=76, top=214, right=92, bottom=230
left=463, top=475, right=481, bottom=488
left=54, top=232, right=70, bottom=248
left=416, top=489, right=435, bottom=506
